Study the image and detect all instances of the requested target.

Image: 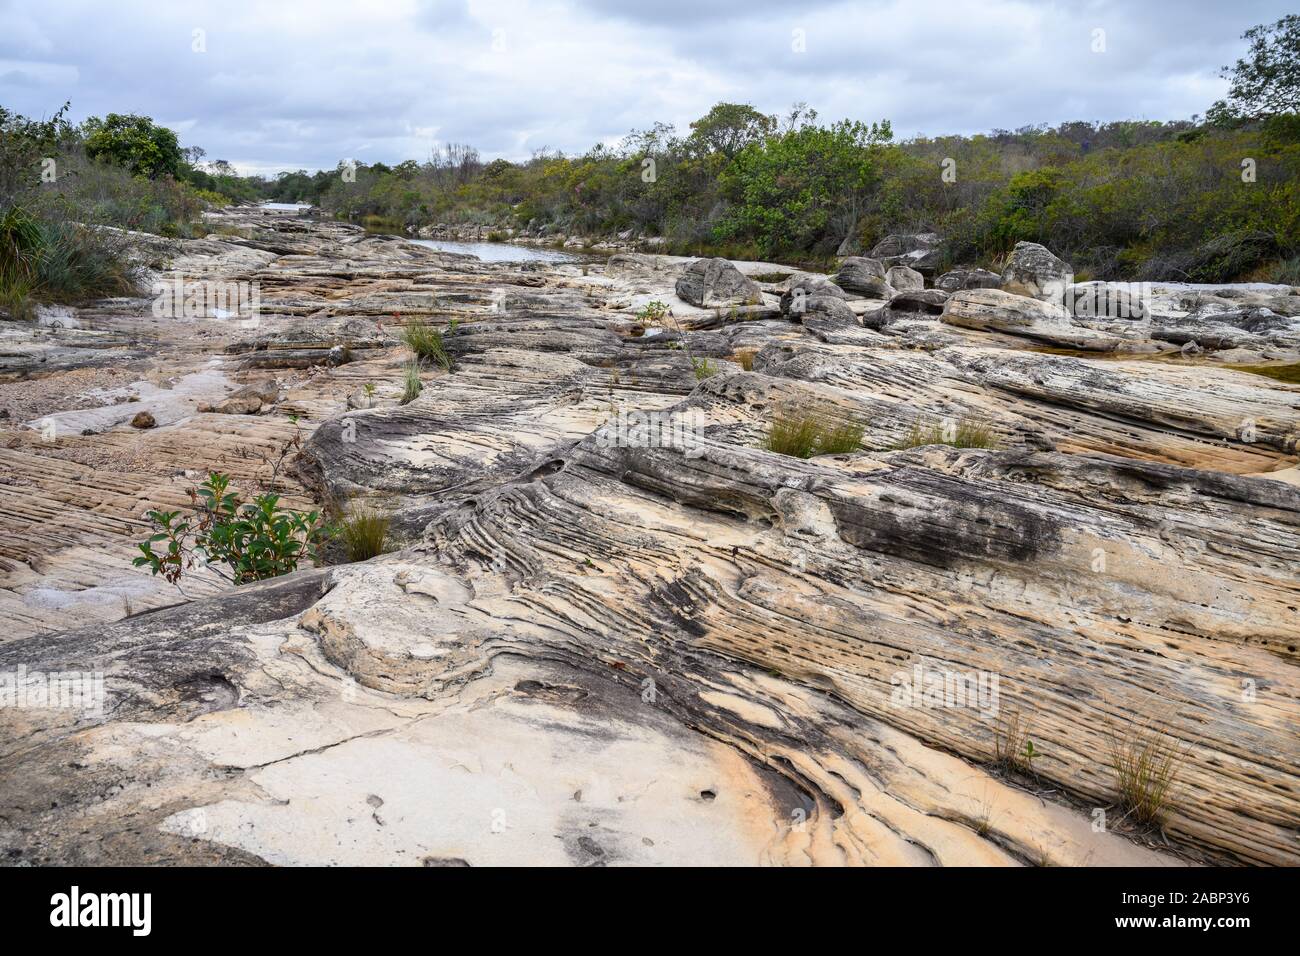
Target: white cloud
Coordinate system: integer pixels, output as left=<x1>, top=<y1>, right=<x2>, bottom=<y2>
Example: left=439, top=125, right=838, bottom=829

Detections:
left=0, top=0, right=1290, bottom=173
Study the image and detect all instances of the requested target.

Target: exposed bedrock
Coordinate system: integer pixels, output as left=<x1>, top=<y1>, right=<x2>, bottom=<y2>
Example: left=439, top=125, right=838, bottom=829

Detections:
left=3, top=217, right=1298, bottom=866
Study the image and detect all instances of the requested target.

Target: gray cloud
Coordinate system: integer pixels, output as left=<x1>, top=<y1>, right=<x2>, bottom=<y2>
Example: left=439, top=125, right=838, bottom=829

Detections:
left=0, top=0, right=1292, bottom=175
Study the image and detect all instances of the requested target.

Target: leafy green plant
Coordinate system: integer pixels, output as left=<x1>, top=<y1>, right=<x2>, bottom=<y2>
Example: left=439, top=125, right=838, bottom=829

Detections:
left=134, top=472, right=335, bottom=586
left=401, top=317, right=454, bottom=371
left=400, top=359, right=422, bottom=405
left=340, top=504, right=391, bottom=562
left=0, top=206, right=42, bottom=293
left=0, top=205, right=138, bottom=315
left=691, top=357, right=718, bottom=380
left=83, top=112, right=186, bottom=179
left=636, top=300, right=671, bottom=323
left=763, top=408, right=864, bottom=458
left=1266, top=255, right=1300, bottom=285
left=896, top=417, right=999, bottom=450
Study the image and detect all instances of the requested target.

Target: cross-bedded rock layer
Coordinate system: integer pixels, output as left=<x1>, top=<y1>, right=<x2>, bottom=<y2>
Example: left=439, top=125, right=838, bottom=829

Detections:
left=1, top=210, right=1297, bottom=866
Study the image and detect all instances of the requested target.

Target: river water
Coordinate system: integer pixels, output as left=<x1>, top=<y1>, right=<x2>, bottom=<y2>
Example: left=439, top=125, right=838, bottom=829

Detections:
left=407, top=238, right=578, bottom=263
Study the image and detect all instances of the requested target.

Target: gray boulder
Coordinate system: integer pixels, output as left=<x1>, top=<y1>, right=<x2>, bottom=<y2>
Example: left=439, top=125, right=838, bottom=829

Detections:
left=799, top=295, right=858, bottom=327
left=886, top=265, right=924, bottom=292
left=870, top=233, right=943, bottom=275
left=1000, top=242, right=1073, bottom=301
left=675, top=258, right=763, bottom=308
left=835, top=235, right=863, bottom=257
left=936, top=267, right=1002, bottom=292
left=781, top=274, right=849, bottom=315
left=1065, top=282, right=1149, bottom=321
left=833, top=257, right=893, bottom=299
left=942, top=288, right=1121, bottom=351
left=887, top=289, right=951, bottom=316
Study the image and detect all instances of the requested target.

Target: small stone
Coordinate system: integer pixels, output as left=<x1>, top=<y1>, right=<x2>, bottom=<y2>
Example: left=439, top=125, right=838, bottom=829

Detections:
left=130, top=411, right=156, bottom=429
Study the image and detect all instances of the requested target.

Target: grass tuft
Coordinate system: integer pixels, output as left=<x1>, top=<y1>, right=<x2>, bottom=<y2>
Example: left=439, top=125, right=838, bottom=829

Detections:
left=992, top=709, right=1037, bottom=776
left=763, top=407, right=864, bottom=458
left=1109, top=719, right=1185, bottom=830
left=733, top=349, right=756, bottom=371
left=0, top=206, right=137, bottom=317
left=896, top=416, right=999, bottom=450
left=401, top=317, right=454, bottom=372
left=691, top=357, right=718, bottom=380
left=340, top=504, right=391, bottom=562
left=400, top=359, right=422, bottom=405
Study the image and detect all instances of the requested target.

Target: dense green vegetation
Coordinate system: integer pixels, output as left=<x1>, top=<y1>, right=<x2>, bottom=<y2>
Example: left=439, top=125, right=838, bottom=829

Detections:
left=1, top=103, right=231, bottom=315
left=272, top=16, right=1300, bottom=280
left=3, top=14, right=1298, bottom=317
left=281, top=106, right=1296, bottom=281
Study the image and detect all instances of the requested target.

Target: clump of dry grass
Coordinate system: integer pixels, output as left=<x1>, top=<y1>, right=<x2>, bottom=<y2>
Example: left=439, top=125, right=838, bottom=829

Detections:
left=973, top=787, right=996, bottom=837
left=896, top=416, right=999, bottom=450
left=400, top=359, right=422, bottom=405
left=817, top=419, right=866, bottom=454
left=765, top=409, right=822, bottom=458
left=1109, top=718, right=1186, bottom=830
left=340, top=504, right=391, bottom=562
left=763, top=407, right=864, bottom=458
left=401, top=317, right=454, bottom=372
left=992, top=709, right=1036, bottom=775
left=733, top=349, right=756, bottom=371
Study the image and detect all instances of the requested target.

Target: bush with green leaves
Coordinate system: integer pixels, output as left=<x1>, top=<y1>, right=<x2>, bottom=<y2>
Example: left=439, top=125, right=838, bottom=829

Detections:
left=134, top=472, right=336, bottom=586
left=82, top=113, right=186, bottom=180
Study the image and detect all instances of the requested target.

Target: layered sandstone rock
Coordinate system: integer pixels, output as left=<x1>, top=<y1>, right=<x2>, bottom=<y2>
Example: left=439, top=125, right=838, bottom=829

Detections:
left=2, top=218, right=1297, bottom=867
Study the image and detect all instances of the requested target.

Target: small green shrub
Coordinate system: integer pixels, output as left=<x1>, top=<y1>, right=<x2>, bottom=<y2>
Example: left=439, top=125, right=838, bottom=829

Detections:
left=896, top=417, right=999, bottom=450
left=763, top=408, right=864, bottom=458
left=691, top=357, right=718, bottom=380
left=134, top=472, right=335, bottom=586
left=1266, top=255, right=1300, bottom=285
left=636, top=300, right=671, bottom=323
left=401, top=317, right=453, bottom=371
left=340, top=504, right=391, bottom=562
left=400, top=359, right=422, bottom=405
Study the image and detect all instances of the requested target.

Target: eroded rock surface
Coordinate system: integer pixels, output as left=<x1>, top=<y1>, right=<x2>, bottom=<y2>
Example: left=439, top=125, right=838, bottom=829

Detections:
left=2, top=214, right=1297, bottom=867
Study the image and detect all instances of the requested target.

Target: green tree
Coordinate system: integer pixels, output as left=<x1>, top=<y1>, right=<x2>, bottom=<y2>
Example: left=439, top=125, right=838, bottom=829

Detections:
left=717, top=119, right=893, bottom=255
left=82, top=113, right=185, bottom=179
left=1208, top=15, right=1300, bottom=122
left=686, top=102, right=777, bottom=158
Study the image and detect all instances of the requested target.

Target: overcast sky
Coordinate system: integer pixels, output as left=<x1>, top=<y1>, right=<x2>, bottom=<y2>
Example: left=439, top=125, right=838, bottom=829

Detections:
left=0, top=0, right=1293, bottom=175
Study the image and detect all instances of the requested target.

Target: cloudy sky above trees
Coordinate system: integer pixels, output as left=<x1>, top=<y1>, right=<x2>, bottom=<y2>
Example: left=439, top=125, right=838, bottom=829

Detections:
left=0, top=0, right=1293, bottom=174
